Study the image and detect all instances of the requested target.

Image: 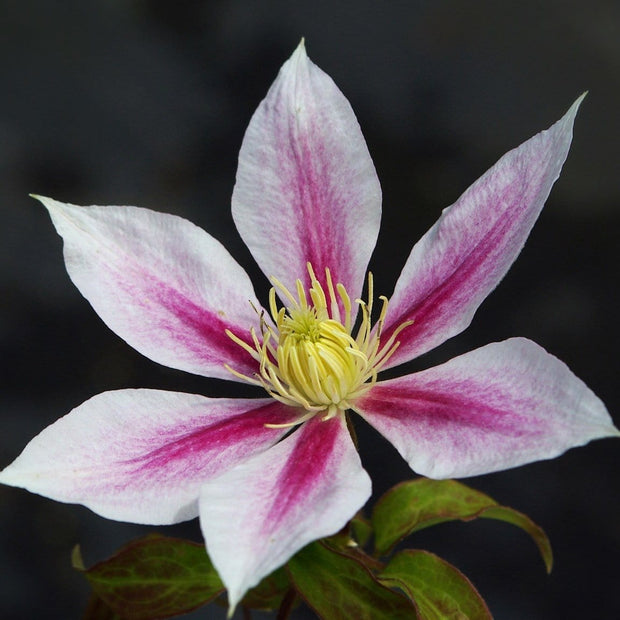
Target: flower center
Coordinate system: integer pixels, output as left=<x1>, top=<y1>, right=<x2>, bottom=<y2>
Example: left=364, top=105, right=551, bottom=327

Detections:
left=276, top=306, right=366, bottom=414
left=226, top=264, right=412, bottom=426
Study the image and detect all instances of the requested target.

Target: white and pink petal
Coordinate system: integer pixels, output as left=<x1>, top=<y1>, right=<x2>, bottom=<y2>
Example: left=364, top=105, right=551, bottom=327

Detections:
left=37, top=195, right=262, bottom=381
left=380, top=96, right=585, bottom=368
left=199, top=414, right=371, bottom=612
left=354, top=337, right=618, bottom=479
left=232, top=40, right=381, bottom=308
left=0, top=390, right=294, bottom=524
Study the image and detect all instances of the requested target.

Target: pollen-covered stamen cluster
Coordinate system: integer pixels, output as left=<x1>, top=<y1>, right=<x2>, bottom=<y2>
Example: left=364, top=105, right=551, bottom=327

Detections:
left=226, top=264, right=412, bottom=426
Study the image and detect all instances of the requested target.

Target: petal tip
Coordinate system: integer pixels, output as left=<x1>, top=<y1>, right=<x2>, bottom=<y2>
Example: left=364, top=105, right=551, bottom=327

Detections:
left=287, top=36, right=309, bottom=69
left=284, top=37, right=315, bottom=78
left=0, top=466, right=15, bottom=486
left=558, top=92, right=587, bottom=133
left=0, top=462, right=33, bottom=491
left=30, top=193, right=66, bottom=214
left=573, top=91, right=588, bottom=109
left=29, top=193, right=50, bottom=206
left=567, top=92, right=586, bottom=120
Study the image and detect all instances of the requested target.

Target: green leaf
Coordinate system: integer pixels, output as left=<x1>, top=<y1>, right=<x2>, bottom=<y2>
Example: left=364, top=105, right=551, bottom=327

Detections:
left=372, top=479, right=552, bottom=571
left=287, top=541, right=417, bottom=620
left=478, top=505, right=553, bottom=573
left=76, top=547, right=123, bottom=620
left=372, top=479, right=492, bottom=554
left=240, top=565, right=291, bottom=610
left=77, top=534, right=224, bottom=620
left=351, top=512, right=373, bottom=548
left=82, top=593, right=124, bottom=620
left=378, top=550, right=492, bottom=620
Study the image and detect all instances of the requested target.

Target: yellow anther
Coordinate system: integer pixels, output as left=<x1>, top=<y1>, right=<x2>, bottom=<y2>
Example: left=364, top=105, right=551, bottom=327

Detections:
left=227, top=264, right=412, bottom=427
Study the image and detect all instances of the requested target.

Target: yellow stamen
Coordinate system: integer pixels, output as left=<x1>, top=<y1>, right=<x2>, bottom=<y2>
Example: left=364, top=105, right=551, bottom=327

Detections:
left=227, top=264, right=412, bottom=426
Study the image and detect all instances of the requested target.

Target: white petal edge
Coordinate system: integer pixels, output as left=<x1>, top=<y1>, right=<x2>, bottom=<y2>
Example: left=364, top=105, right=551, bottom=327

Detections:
left=0, top=390, right=293, bottom=523
left=199, top=414, right=371, bottom=612
left=354, top=337, right=618, bottom=478
left=232, top=40, right=381, bottom=308
left=380, top=95, right=585, bottom=368
left=37, top=195, right=263, bottom=381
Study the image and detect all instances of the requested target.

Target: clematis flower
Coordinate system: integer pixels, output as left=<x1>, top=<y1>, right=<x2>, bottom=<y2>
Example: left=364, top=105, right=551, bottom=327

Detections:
left=1, top=41, right=617, bottom=611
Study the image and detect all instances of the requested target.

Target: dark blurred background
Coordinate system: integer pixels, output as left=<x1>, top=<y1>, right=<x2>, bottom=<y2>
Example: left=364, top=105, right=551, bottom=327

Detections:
left=1, top=1, right=618, bottom=618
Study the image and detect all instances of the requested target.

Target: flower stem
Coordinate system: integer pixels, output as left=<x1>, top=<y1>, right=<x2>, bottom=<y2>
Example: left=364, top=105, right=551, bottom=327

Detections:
left=276, top=588, right=298, bottom=620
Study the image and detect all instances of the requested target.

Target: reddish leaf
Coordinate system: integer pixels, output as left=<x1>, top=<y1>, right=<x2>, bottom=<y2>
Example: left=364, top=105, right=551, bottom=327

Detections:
left=240, top=565, right=291, bottom=611
left=372, top=479, right=552, bottom=571
left=379, top=550, right=492, bottom=620
left=75, top=534, right=224, bottom=620
left=287, top=541, right=416, bottom=619
left=82, top=593, right=123, bottom=620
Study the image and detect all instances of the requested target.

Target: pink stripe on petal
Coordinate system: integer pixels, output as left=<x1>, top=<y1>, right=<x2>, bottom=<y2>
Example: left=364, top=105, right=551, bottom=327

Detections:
left=232, top=41, right=381, bottom=307
left=38, top=196, right=262, bottom=380
left=354, top=338, right=618, bottom=478
left=199, top=414, right=371, bottom=611
left=381, top=96, right=584, bottom=368
left=0, top=390, right=294, bottom=524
